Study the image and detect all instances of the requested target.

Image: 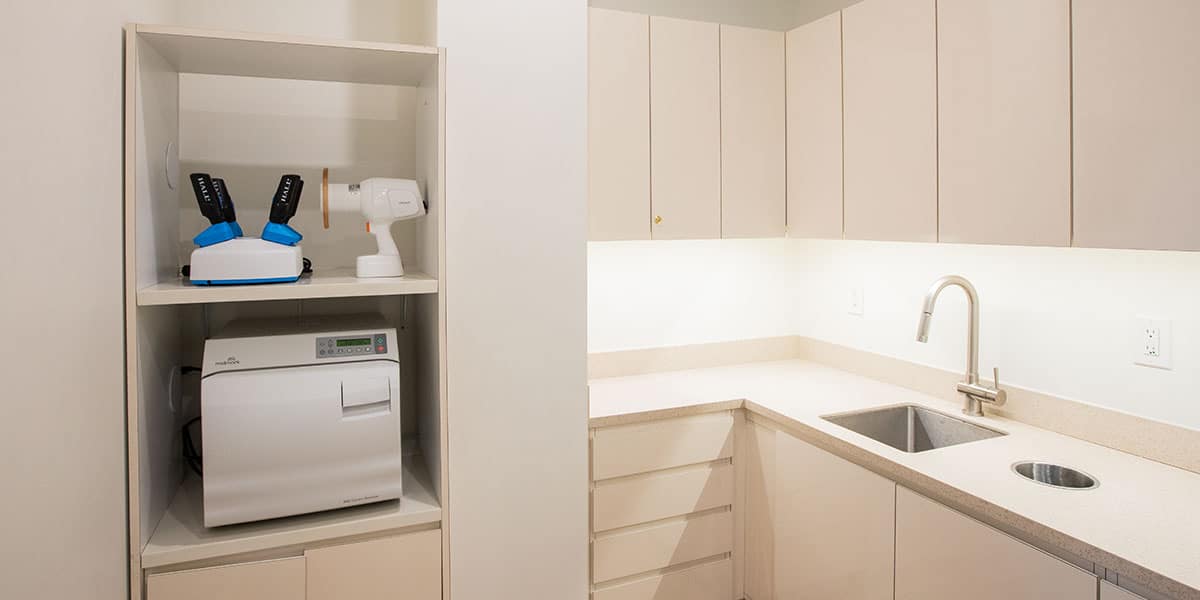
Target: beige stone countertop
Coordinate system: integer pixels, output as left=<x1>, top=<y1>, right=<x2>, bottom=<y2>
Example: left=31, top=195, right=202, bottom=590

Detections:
left=588, top=359, right=1200, bottom=600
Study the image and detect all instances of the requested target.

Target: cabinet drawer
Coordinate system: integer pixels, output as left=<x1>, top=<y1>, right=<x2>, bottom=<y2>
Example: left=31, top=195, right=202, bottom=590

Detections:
left=593, top=462, right=733, bottom=531
left=593, top=558, right=732, bottom=600
left=306, top=529, right=441, bottom=600
left=593, top=509, right=733, bottom=583
left=593, top=412, right=734, bottom=480
left=147, top=557, right=304, bottom=600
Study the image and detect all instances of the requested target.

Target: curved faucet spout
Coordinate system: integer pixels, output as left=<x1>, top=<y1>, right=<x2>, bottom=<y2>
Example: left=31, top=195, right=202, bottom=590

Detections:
left=915, top=275, right=997, bottom=416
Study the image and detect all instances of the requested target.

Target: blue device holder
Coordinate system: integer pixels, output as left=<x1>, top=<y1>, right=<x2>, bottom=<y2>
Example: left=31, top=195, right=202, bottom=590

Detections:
left=261, top=222, right=303, bottom=246
left=192, top=221, right=239, bottom=247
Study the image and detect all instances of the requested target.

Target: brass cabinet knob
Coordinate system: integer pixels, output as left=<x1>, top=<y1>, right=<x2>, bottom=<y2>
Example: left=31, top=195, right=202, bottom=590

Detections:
left=654, top=215, right=663, bottom=225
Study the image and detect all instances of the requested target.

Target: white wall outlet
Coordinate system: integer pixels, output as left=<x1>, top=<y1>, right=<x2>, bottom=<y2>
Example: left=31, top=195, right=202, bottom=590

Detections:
left=848, top=286, right=865, bottom=316
left=1134, top=317, right=1172, bottom=370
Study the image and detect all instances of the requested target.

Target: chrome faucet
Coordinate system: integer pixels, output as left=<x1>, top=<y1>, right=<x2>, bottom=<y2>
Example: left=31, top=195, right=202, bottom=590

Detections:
left=915, top=275, right=1006, bottom=417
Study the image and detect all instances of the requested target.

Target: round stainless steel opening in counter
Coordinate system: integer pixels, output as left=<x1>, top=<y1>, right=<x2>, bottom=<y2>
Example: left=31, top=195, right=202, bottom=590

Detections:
left=1012, top=462, right=1098, bottom=490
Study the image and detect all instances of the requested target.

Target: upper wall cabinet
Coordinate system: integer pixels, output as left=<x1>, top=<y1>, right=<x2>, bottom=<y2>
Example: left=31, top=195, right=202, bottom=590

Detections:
left=786, top=12, right=843, bottom=239
left=650, top=16, right=722, bottom=240
left=937, top=0, right=1071, bottom=247
left=842, top=0, right=938, bottom=242
left=720, top=25, right=786, bottom=238
left=588, top=8, right=650, bottom=241
left=1073, top=0, right=1200, bottom=251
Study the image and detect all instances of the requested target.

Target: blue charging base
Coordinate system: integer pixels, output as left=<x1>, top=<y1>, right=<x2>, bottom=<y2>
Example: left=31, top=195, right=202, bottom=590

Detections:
left=261, top=222, right=303, bottom=246
left=193, top=222, right=239, bottom=247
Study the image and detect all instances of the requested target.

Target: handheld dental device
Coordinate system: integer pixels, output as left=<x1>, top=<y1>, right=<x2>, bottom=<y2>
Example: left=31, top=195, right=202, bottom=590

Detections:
left=321, top=168, right=426, bottom=278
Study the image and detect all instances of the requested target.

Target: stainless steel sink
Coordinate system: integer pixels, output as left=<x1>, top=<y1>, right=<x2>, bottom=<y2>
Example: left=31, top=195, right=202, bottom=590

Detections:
left=822, top=404, right=1006, bottom=453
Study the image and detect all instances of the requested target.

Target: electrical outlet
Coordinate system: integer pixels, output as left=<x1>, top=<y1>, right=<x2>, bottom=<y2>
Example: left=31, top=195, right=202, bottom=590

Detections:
left=1134, top=317, right=1172, bottom=370
left=848, top=287, right=865, bottom=316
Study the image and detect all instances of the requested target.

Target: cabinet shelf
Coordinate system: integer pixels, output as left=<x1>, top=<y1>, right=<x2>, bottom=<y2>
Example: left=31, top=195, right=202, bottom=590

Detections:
left=142, top=453, right=441, bottom=570
left=136, top=268, right=437, bottom=306
left=135, top=24, right=439, bottom=85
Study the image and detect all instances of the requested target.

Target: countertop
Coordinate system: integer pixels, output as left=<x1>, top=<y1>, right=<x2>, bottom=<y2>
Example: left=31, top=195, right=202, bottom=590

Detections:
left=589, top=359, right=1200, bottom=600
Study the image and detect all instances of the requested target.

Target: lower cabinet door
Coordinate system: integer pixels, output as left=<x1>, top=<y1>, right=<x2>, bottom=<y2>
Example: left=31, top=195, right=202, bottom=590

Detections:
left=774, top=431, right=895, bottom=600
left=1101, top=581, right=1147, bottom=600
left=146, top=557, right=305, bottom=600
left=896, top=487, right=1096, bottom=600
left=306, top=529, right=442, bottom=600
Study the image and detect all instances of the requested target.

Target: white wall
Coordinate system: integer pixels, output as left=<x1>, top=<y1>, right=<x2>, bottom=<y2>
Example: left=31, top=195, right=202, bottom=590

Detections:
left=588, top=238, right=1200, bottom=430
left=439, top=1, right=590, bottom=600
left=793, top=239, right=1200, bottom=430
left=588, top=240, right=805, bottom=352
left=0, top=1, right=176, bottom=599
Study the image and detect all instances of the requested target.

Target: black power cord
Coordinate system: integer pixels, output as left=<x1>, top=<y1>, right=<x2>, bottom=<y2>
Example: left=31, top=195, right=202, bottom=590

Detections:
left=182, top=416, right=203, bottom=478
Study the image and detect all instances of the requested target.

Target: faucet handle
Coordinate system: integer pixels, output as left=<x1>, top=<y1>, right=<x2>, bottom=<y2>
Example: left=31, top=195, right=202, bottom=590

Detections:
left=991, top=367, right=1007, bottom=407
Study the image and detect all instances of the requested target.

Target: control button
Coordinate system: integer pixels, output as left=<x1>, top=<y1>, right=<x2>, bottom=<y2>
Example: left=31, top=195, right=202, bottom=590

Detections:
left=377, top=345, right=385, bottom=353
left=319, top=350, right=326, bottom=356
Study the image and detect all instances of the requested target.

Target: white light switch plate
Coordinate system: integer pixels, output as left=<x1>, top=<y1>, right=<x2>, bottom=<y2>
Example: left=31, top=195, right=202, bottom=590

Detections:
left=1134, top=317, right=1172, bottom=370
left=848, top=287, right=864, bottom=316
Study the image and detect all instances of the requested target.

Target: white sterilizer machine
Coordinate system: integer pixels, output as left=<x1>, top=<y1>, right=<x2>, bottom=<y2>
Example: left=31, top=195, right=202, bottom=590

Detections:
left=200, top=314, right=403, bottom=527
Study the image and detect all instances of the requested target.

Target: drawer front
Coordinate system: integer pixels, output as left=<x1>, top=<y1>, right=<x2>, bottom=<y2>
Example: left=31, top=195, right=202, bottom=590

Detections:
left=593, top=509, right=733, bottom=583
left=593, top=462, right=734, bottom=532
left=306, top=529, right=441, bottom=600
left=593, top=558, right=733, bottom=600
left=593, top=412, right=734, bottom=480
left=147, top=557, right=304, bottom=600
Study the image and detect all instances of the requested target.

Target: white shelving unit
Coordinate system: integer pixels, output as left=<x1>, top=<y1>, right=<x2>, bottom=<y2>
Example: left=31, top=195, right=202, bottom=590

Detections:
left=123, top=24, right=446, bottom=600
left=137, top=268, right=438, bottom=306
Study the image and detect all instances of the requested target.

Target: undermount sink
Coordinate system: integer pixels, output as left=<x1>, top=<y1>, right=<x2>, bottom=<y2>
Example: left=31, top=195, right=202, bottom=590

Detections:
left=822, top=404, right=1006, bottom=453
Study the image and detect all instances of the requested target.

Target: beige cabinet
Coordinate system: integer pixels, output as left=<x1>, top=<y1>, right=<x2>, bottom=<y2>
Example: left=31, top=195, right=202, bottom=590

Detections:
left=590, top=412, right=737, bottom=598
left=785, top=12, right=844, bottom=239
left=1073, top=0, right=1200, bottom=250
left=720, top=25, right=786, bottom=238
left=937, top=0, right=1071, bottom=247
left=774, top=430, right=895, bottom=600
left=743, top=421, right=776, bottom=600
left=306, top=529, right=441, bottom=600
left=1101, top=581, right=1147, bottom=600
left=650, top=16, right=722, bottom=239
left=842, top=0, right=938, bottom=242
left=146, top=557, right=305, bottom=600
left=895, top=487, right=1096, bottom=600
left=588, top=8, right=650, bottom=241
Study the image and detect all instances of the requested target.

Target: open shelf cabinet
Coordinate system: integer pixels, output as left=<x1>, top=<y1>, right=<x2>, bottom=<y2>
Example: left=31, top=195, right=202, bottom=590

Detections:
left=123, top=23, right=446, bottom=600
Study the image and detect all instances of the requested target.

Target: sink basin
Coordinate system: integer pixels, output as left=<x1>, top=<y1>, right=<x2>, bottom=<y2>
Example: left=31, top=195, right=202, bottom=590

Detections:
left=1013, top=461, right=1099, bottom=490
left=822, top=404, right=1006, bottom=453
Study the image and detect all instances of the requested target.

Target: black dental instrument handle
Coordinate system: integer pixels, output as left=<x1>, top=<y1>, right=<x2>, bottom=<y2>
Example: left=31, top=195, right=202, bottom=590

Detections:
left=288, top=179, right=304, bottom=220
left=211, top=178, right=237, bottom=223
left=189, top=173, right=225, bottom=225
left=269, top=174, right=303, bottom=224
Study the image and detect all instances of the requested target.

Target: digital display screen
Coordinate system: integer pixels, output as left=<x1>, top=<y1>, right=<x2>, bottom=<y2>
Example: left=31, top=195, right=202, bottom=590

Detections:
left=336, top=338, right=371, bottom=347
